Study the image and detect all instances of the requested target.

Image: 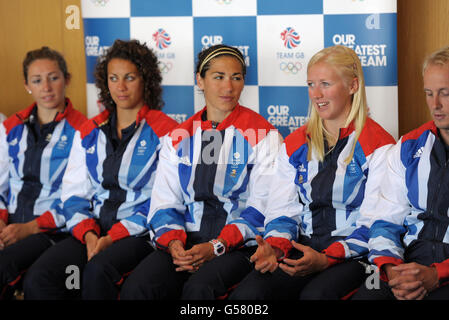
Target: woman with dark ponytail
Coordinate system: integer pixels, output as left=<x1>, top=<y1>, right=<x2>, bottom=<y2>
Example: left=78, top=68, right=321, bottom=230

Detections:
left=120, top=44, right=283, bottom=300
left=0, top=46, right=86, bottom=299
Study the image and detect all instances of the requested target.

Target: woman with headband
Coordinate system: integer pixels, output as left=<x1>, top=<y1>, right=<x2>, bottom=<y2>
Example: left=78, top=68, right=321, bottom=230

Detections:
left=120, top=44, right=282, bottom=300
left=229, top=45, right=396, bottom=300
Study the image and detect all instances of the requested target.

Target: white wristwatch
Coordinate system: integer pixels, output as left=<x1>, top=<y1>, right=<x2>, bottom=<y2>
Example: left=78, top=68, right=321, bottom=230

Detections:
left=209, top=239, right=226, bottom=256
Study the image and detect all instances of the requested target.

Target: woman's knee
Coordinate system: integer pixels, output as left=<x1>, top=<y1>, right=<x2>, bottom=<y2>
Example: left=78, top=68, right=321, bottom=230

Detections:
left=82, top=258, right=114, bottom=283
left=228, top=271, right=272, bottom=300
left=121, top=251, right=179, bottom=300
left=23, top=263, right=60, bottom=299
left=120, top=271, right=164, bottom=300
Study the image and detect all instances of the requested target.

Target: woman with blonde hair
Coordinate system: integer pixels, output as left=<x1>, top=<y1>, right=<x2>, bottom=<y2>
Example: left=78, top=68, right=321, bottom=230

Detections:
left=230, top=45, right=396, bottom=300
left=306, top=45, right=368, bottom=164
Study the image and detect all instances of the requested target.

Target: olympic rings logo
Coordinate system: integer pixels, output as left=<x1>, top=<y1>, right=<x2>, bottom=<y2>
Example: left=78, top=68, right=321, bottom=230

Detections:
left=158, top=61, right=173, bottom=74
left=279, top=61, right=302, bottom=74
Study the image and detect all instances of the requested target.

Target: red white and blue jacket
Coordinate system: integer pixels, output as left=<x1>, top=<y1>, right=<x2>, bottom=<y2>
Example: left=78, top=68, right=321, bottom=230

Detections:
left=61, top=106, right=178, bottom=243
left=147, top=104, right=282, bottom=251
left=368, top=121, right=449, bottom=283
left=0, top=99, right=86, bottom=230
left=263, top=118, right=395, bottom=264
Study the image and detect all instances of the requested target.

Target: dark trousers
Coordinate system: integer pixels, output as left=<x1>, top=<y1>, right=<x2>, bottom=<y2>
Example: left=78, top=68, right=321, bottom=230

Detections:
left=229, top=248, right=367, bottom=300
left=352, top=278, right=449, bottom=300
left=23, top=235, right=153, bottom=300
left=0, top=233, right=67, bottom=299
left=120, top=246, right=256, bottom=300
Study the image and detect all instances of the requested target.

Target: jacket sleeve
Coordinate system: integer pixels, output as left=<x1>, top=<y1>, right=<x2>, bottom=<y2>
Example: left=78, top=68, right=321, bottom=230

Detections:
left=368, top=139, right=449, bottom=283
left=218, top=130, right=283, bottom=250
left=107, top=134, right=166, bottom=242
left=107, top=202, right=150, bottom=242
left=61, top=131, right=99, bottom=243
left=366, top=139, right=408, bottom=270
left=323, top=142, right=394, bottom=265
left=0, top=124, right=9, bottom=223
left=431, top=260, right=449, bottom=284
left=262, top=143, right=304, bottom=258
left=146, top=135, right=187, bottom=250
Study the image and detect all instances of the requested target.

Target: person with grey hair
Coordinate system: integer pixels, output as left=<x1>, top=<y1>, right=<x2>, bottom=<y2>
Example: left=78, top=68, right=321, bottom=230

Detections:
left=352, top=46, right=449, bottom=300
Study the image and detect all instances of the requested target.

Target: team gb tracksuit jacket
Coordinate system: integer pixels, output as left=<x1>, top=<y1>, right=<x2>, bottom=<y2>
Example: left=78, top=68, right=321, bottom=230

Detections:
left=368, top=121, right=449, bottom=284
left=0, top=99, right=86, bottom=231
left=263, top=117, right=395, bottom=264
left=61, top=106, right=177, bottom=243
left=147, top=104, right=282, bottom=251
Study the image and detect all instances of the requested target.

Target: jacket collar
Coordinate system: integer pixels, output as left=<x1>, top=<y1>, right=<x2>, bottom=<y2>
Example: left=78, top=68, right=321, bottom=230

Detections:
left=199, top=103, right=241, bottom=131
left=16, top=97, right=73, bottom=123
left=94, top=105, right=151, bottom=128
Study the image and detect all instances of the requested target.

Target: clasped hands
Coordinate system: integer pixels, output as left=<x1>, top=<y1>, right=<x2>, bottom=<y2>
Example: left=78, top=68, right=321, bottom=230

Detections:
left=168, top=239, right=219, bottom=273
left=251, top=234, right=440, bottom=300
left=84, top=231, right=113, bottom=261
left=383, top=263, right=439, bottom=300
left=250, top=235, right=328, bottom=276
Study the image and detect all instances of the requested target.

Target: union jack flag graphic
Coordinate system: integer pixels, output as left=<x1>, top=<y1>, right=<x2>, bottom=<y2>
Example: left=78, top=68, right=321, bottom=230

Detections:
left=152, top=28, right=171, bottom=50
left=280, top=27, right=301, bottom=49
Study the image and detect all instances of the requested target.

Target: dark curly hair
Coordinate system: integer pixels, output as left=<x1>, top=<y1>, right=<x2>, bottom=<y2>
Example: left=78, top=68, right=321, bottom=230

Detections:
left=95, top=39, right=163, bottom=112
left=196, top=44, right=246, bottom=79
left=23, top=46, right=70, bottom=83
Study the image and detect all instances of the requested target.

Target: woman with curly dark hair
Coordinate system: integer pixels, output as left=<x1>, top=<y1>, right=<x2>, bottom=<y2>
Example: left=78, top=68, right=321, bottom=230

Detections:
left=95, top=39, right=164, bottom=113
left=23, top=39, right=178, bottom=300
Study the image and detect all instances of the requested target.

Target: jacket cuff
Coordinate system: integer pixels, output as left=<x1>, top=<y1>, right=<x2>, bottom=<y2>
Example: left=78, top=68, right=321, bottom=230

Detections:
left=323, top=241, right=346, bottom=267
left=35, top=211, right=57, bottom=231
left=72, top=218, right=101, bottom=244
left=0, top=209, right=8, bottom=224
left=265, top=236, right=292, bottom=259
left=431, top=260, right=449, bottom=282
left=218, top=224, right=243, bottom=251
left=107, top=222, right=130, bottom=242
left=373, top=256, right=403, bottom=281
left=157, top=229, right=187, bottom=251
